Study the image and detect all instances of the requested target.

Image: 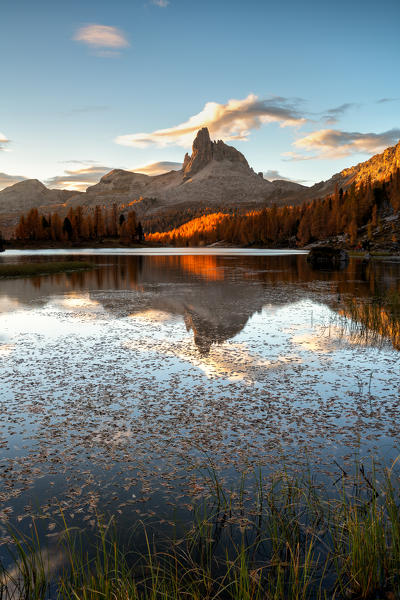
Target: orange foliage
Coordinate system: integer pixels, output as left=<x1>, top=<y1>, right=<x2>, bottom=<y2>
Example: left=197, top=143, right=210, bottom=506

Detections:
left=146, top=171, right=400, bottom=248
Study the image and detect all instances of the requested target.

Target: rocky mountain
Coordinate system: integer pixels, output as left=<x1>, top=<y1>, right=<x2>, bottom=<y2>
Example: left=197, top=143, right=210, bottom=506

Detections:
left=182, top=127, right=250, bottom=178
left=0, top=128, right=304, bottom=236
left=0, top=179, right=79, bottom=236
left=66, top=128, right=283, bottom=216
left=1, top=129, right=400, bottom=238
left=0, top=179, right=77, bottom=212
left=309, top=140, right=400, bottom=197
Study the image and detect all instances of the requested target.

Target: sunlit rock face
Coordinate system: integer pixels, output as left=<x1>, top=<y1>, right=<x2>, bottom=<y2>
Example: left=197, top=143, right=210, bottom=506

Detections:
left=340, top=139, right=400, bottom=187
left=305, top=139, right=400, bottom=199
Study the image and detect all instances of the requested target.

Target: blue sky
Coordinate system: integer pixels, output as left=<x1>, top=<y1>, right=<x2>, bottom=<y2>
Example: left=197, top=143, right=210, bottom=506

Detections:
left=1, top=0, right=399, bottom=190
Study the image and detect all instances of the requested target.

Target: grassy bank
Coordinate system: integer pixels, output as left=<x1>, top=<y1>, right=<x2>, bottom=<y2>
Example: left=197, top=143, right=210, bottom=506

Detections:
left=0, top=261, right=94, bottom=279
left=1, top=461, right=400, bottom=599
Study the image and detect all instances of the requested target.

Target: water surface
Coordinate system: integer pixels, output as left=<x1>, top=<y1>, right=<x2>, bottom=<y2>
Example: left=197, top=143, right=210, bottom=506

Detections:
left=0, top=250, right=399, bottom=549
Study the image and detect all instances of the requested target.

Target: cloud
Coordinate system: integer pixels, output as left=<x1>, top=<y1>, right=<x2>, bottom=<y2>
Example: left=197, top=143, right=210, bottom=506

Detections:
left=46, top=163, right=114, bottom=191
left=289, top=128, right=400, bottom=160
left=322, top=103, right=358, bottom=124
left=115, top=94, right=306, bottom=148
left=73, top=24, right=129, bottom=56
left=46, top=160, right=183, bottom=191
left=376, top=98, right=398, bottom=104
left=132, top=161, right=182, bottom=175
left=151, top=0, right=169, bottom=6
left=0, top=172, right=28, bottom=190
left=281, top=151, right=316, bottom=162
left=0, top=132, right=10, bottom=151
left=263, top=170, right=308, bottom=184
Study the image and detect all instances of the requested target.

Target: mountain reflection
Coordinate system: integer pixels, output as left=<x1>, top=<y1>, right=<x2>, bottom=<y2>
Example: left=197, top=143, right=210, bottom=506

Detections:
left=1, top=254, right=400, bottom=353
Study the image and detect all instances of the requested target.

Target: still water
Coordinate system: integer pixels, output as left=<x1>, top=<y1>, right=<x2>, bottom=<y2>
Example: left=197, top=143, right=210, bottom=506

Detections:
left=0, top=250, right=399, bottom=549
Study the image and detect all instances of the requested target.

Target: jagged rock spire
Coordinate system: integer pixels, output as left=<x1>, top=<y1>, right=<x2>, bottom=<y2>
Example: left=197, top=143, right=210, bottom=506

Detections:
left=182, top=127, right=249, bottom=179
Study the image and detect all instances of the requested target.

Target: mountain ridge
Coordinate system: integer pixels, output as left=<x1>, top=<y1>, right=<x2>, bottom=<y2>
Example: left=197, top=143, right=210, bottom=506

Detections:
left=1, top=129, right=400, bottom=237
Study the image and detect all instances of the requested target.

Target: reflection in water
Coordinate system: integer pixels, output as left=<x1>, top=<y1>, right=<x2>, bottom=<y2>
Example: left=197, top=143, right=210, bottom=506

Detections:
left=1, top=253, right=400, bottom=353
left=1, top=251, right=400, bottom=548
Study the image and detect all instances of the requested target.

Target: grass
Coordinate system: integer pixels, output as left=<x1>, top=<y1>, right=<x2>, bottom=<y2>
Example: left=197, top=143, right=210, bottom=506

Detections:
left=340, top=291, right=400, bottom=350
left=1, top=461, right=400, bottom=599
left=0, top=261, right=94, bottom=279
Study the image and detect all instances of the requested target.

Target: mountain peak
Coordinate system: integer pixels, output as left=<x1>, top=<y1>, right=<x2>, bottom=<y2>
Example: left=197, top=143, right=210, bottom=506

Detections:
left=183, top=127, right=249, bottom=179
left=8, top=178, right=47, bottom=192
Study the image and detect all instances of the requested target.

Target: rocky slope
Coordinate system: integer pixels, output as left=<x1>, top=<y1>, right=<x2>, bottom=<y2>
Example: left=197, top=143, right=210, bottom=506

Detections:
left=340, top=141, right=400, bottom=186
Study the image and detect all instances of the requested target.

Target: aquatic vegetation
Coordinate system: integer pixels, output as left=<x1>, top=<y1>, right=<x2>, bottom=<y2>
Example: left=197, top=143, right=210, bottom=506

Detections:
left=1, top=462, right=400, bottom=599
left=0, top=261, right=94, bottom=279
left=339, top=291, right=400, bottom=350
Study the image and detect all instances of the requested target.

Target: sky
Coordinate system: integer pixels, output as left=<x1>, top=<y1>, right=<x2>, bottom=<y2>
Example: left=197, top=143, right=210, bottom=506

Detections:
left=1, top=0, right=400, bottom=191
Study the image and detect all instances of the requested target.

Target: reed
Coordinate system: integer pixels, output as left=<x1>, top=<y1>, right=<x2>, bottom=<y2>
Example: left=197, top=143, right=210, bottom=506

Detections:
left=0, top=460, right=399, bottom=599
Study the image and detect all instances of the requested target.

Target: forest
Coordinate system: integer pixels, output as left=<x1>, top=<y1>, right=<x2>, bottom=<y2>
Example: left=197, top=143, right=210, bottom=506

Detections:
left=14, top=204, right=144, bottom=244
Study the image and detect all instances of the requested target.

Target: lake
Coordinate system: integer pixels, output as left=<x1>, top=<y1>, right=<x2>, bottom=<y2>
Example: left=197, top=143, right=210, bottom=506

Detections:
left=1, top=249, right=400, bottom=556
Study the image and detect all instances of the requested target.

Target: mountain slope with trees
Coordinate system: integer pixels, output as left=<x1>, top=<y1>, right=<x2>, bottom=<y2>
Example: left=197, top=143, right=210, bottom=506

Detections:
left=3, top=131, right=400, bottom=249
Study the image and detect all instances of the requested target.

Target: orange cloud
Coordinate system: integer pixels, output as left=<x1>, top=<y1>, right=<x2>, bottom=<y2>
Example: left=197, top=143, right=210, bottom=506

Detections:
left=0, top=132, right=10, bottom=151
left=73, top=24, right=129, bottom=52
left=0, top=172, right=27, bottom=190
left=115, top=94, right=306, bottom=148
left=46, top=163, right=113, bottom=191
left=290, top=128, right=400, bottom=160
left=132, top=161, right=181, bottom=175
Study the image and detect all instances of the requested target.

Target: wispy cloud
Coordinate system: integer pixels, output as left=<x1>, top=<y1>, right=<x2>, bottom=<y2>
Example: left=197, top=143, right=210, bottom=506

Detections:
left=281, top=151, right=316, bottom=162
left=133, top=161, right=182, bottom=175
left=115, top=94, right=307, bottom=148
left=321, top=103, right=359, bottom=124
left=73, top=24, right=129, bottom=56
left=0, top=172, right=28, bottom=190
left=46, top=163, right=114, bottom=191
left=287, top=128, right=400, bottom=160
left=151, top=0, right=170, bottom=6
left=47, top=160, right=183, bottom=191
left=376, top=97, right=398, bottom=104
left=0, top=132, right=10, bottom=151
left=263, top=169, right=308, bottom=184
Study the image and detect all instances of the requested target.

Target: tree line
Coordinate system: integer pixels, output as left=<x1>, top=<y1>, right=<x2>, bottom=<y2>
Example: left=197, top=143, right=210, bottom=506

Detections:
left=147, top=170, right=400, bottom=247
left=12, top=169, right=400, bottom=247
left=14, top=205, right=144, bottom=243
